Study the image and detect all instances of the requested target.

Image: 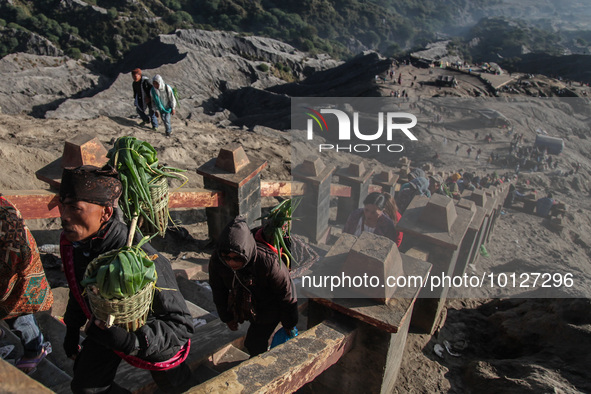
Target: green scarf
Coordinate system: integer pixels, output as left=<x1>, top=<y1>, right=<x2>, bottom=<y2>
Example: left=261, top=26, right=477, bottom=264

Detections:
left=151, top=86, right=172, bottom=114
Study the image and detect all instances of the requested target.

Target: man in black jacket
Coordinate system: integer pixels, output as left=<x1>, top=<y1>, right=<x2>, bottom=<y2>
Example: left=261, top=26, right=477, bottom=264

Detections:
left=59, top=165, right=195, bottom=393
left=209, top=216, right=298, bottom=357
left=132, top=68, right=158, bottom=130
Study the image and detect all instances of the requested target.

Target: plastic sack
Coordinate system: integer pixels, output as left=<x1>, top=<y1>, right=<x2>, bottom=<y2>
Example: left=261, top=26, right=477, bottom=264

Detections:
left=270, top=327, right=298, bottom=349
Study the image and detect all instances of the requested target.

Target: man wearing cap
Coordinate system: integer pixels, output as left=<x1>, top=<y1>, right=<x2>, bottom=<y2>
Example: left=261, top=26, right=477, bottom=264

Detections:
left=428, top=174, right=447, bottom=196
left=131, top=68, right=158, bottom=130
left=59, top=165, right=195, bottom=394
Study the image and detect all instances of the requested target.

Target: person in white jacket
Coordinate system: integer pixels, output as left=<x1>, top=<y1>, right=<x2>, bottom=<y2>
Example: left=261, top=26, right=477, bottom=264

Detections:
left=150, top=74, right=176, bottom=137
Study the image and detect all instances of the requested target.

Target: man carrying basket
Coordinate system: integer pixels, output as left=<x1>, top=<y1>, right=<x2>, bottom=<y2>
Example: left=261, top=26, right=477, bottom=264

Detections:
left=59, top=165, right=195, bottom=394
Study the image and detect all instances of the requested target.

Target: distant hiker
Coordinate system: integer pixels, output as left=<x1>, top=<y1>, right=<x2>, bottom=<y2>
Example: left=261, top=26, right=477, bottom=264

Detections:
left=1, top=195, right=54, bottom=375
left=476, top=148, right=482, bottom=161
left=467, top=147, right=472, bottom=157
left=209, top=216, right=298, bottom=357
left=455, top=144, right=460, bottom=155
left=131, top=68, right=158, bottom=130
left=151, top=75, right=177, bottom=138
left=536, top=193, right=556, bottom=218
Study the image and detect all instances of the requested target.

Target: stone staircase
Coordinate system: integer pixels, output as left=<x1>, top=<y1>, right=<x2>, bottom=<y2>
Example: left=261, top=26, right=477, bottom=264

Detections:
left=1, top=272, right=260, bottom=393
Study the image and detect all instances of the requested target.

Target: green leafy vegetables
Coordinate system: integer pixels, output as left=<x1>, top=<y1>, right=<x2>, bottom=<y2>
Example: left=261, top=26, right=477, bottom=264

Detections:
left=81, top=236, right=157, bottom=300
left=106, top=136, right=186, bottom=233
left=259, top=198, right=300, bottom=269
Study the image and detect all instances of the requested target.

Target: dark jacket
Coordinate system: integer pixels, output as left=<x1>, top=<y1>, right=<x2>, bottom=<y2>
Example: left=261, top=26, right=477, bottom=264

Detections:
left=343, top=208, right=401, bottom=245
left=132, top=76, right=152, bottom=111
left=63, top=218, right=194, bottom=362
left=208, top=217, right=298, bottom=329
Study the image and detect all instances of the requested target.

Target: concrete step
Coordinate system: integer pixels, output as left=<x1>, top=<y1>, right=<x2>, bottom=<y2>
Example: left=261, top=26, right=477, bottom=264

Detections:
left=52, top=380, right=75, bottom=394
left=171, top=259, right=209, bottom=280
left=0, top=322, right=71, bottom=390
left=205, top=344, right=250, bottom=374
left=185, top=300, right=217, bottom=324
left=176, top=276, right=217, bottom=315
left=190, top=364, right=220, bottom=385
left=0, top=358, right=54, bottom=393
left=35, top=311, right=77, bottom=378
left=185, top=318, right=248, bottom=369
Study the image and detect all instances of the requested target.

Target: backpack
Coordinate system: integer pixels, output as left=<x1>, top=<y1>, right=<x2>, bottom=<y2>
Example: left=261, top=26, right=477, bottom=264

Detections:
left=141, top=76, right=152, bottom=95
left=169, top=85, right=180, bottom=109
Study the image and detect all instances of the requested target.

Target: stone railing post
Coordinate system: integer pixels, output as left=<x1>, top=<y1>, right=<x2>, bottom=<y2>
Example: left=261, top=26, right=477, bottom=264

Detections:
left=397, top=156, right=411, bottom=181
left=293, top=156, right=335, bottom=244
left=484, top=185, right=503, bottom=241
left=396, top=193, right=474, bottom=334
left=36, top=134, right=109, bottom=189
left=197, top=144, right=267, bottom=242
left=453, top=198, right=487, bottom=277
left=372, top=170, right=399, bottom=197
left=335, top=161, right=373, bottom=223
left=304, top=232, right=431, bottom=394
left=461, top=189, right=495, bottom=249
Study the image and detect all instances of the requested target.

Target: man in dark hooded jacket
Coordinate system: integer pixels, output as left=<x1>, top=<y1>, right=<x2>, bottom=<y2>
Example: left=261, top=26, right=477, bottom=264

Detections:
left=209, top=216, right=298, bottom=357
left=59, top=165, right=195, bottom=393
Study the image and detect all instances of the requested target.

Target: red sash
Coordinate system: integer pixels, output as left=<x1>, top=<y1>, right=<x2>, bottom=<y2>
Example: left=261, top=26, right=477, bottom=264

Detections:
left=255, top=228, right=280, bottom=255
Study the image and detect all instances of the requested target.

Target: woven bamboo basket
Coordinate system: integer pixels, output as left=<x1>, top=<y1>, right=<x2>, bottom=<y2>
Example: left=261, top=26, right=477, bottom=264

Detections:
left=83, top=217, right=156, bottom=332
left=86, top=282, right=155, bottom=332
left=140, top=176, right=169, bottom=237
